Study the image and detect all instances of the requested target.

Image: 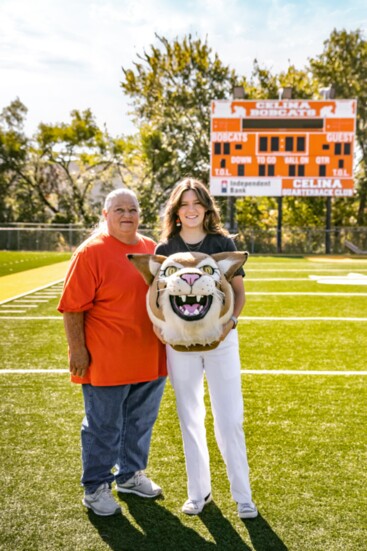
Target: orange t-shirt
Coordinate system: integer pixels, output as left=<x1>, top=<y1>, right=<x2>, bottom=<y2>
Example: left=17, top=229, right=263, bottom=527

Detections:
left=58, top=232, right=167, bottom=386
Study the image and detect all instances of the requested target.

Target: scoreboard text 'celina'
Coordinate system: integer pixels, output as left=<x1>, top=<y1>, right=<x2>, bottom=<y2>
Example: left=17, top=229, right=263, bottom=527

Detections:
left=210, top=99, right=357, bottom=197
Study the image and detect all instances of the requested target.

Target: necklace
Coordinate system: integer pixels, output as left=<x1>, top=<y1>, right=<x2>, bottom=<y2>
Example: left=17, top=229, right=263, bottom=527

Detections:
left=180, top=234, right=207, bottom=252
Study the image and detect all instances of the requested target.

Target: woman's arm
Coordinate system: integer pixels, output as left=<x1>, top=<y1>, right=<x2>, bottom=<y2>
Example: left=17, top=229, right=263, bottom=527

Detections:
left=63, top=312, right=90, bottom=377
left=231, top=274, right=246, bottom=318
left=220, top=275, right=246, bottom=341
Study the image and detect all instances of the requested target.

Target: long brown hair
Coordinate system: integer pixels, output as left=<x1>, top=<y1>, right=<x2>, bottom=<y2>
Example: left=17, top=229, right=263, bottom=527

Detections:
left=160, top=178, right=228, bottom=241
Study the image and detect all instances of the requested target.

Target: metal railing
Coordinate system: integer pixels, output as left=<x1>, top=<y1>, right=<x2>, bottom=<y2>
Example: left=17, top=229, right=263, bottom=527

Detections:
left=0, top=223, right=157, bottom=252
left=235, top=226, right=367, bottom=255
left=0, top=223, right=366, bottom=254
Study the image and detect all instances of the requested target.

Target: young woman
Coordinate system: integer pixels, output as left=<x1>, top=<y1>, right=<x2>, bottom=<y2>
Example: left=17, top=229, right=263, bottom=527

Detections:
left=155, top=177, right=257, bottom=519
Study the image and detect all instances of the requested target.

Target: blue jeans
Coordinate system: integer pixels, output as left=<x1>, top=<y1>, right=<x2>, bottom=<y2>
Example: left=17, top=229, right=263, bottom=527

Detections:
left=81, top=377, right=166, bottom=494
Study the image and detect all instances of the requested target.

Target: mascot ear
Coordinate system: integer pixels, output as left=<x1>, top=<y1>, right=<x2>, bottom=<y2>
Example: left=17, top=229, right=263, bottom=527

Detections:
left=211, top=251, right=249, bottom=281
left=127, top=254, right=167, bottom=285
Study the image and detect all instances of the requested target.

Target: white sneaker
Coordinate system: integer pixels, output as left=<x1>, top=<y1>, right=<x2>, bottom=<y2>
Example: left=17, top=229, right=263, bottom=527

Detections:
left=116, top=471, right=162, bottom=498
left=237, top=502, right=258, bottom=519
left=83, top=483, right=121, bottom=516
left=182, top=493, right=212, bottom=515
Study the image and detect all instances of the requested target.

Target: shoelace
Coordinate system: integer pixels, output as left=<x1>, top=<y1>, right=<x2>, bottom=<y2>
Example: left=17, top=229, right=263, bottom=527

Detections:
left=134, top=471, right=143, bottom=483
left=239, top=503, right=254, bottom=511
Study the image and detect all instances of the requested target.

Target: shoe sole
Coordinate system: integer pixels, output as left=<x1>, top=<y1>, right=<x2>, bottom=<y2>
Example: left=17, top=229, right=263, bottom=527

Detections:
left=182, top=494, right=213, bottom=515
left=82, top=499, right=121, bottom=516
left=116, top=487, right=162, bottom=498
left=238, top=510, right=258, bottom=519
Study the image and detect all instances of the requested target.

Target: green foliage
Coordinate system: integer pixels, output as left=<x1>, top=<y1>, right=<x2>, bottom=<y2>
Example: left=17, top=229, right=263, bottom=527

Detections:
left=236, top=197, right=279, bottom=231
left=0, top=104, right=127, bottom=225
left=310, top=28, right=367, bottom=224
left=0, top=99, right=30, bottom=221
left=121, top=33, right=237, bottom=219
left=2, top=29, right=367, bottom=232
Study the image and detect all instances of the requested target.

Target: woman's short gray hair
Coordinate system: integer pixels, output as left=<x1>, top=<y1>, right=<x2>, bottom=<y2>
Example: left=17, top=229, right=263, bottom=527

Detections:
left=89, top=188, right=140, bottom=238
left=103, top=188, right=140, bottom=212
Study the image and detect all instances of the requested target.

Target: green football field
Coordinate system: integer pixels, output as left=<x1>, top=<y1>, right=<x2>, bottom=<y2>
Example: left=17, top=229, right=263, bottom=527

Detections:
left=0, top=253, right=366, bottom=550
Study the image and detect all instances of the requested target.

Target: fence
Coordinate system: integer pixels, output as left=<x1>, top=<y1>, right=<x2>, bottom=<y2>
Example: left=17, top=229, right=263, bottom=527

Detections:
left=0, top=223, right=158, bottom=252
left=0, top=223, right=367, bottom=255
left=236, top=226, right=367, bottom=255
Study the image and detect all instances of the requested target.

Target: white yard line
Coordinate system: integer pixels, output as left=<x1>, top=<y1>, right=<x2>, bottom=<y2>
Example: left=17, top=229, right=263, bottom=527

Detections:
left=0, top=369, right=366, bottom=376
left=239, top=316, right=367, bottom=321
left=0, top=316, right=62, bottom=320
left=0, top=315, right=366, bottom=321
left=16, top=299, right=49, bottom=303
left=240, top=370, right=367, bottom=375
left=31, top=294, right=60, bottom=298
left=246, top=268, right=367, bottom=272
left=248, top=278, right=310, bottom=281
left=0, top=310, right=27, bottom=314
left=0, top=304, right=38, bottom=308
left=246, top=292, right=367, bottom=296
left=0, top=369, right=69, bottom=374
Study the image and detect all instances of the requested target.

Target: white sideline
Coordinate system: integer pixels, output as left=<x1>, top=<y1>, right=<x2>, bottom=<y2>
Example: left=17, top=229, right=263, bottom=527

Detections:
left=246, top=292, right=367, bottom=296
left=0, top=369, right=69, bottom=374
left=1, top=315, right=367, bottom=321
left=240, top=370, right=367, bottom=375
left=239, top=316, right=367, bottom=321
left=0, top=369, right=366, bottom=375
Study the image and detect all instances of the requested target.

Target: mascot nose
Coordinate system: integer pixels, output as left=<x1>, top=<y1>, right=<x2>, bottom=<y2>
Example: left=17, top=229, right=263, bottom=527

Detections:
left=180, top=273, right=200, bottom=286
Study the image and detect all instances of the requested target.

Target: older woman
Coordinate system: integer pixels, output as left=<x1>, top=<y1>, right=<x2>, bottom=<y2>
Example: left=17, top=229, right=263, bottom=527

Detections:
left=58, top=188, right=166, bottom=516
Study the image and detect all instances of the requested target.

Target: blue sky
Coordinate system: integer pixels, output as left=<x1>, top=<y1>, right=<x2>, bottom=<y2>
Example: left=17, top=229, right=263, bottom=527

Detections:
left=1, top=0, right=366, bottom=137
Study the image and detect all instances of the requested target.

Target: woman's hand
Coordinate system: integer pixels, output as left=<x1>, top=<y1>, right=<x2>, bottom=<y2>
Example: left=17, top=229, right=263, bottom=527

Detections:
left=219, top=319, right=235, bottom=341
left=69, top=345, right=90, bottom=377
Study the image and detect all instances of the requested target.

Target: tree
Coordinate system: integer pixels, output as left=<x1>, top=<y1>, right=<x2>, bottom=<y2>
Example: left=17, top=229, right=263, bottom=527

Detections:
left=0, top=98, right=29, bottom=221
left=34, top=108, right=120, bottom=224
left=1, top=103, right=127, bottom=225
left=310, top=28, right=367, bottom=225
left=121, top=34, right=238, bottom=218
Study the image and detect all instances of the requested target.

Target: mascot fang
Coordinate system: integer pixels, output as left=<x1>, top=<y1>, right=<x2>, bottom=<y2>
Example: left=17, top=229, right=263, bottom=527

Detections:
left=128, top=251, right=248, bottom=351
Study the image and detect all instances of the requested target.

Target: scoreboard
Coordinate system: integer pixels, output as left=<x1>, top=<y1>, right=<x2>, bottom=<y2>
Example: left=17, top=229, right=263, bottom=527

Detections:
left=210, top=99, right=357, bottom=197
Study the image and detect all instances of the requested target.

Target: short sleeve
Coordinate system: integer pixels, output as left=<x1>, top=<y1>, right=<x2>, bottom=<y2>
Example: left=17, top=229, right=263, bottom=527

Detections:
left=227, top=237, right=245, bottom=278
left=58, top=249, right=97, bottom=313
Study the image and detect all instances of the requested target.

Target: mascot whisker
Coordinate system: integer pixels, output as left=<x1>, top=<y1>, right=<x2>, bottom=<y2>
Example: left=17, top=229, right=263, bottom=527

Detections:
left=128, top=251, right=248, bottom=351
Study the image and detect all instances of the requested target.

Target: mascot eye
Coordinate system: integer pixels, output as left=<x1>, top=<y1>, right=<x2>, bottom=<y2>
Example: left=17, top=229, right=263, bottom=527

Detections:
left=164, top=266, right=178, bottom=276
left=202, top=265, right=215, bottom=275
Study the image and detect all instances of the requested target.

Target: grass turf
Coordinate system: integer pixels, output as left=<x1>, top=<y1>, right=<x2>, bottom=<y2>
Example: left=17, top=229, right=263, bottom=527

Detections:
left=0, top=255, right=366, bottom=550
left=0, top=251, right=71, bottom=277
left=0, top=376, right=365, bottom=551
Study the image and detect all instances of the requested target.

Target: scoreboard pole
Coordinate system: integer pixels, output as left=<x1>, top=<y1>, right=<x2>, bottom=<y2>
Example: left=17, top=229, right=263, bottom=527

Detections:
left=277, top=197, right=283, bottom=253
left=325, top=197, right=332, bottom=254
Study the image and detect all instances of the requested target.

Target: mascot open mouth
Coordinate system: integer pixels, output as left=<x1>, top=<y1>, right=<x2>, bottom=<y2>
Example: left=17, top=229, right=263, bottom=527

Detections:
left=169, top=294, right=213, bottom=321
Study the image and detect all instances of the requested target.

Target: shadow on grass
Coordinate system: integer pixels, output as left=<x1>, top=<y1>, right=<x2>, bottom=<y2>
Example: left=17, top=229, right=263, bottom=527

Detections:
left=241, top=511, right=289, bottom=551
left=87, top=496, right=288, bottom=551
left=87, top=494, right=216, bottom=550
left=200, top=501, right=252, bottom=549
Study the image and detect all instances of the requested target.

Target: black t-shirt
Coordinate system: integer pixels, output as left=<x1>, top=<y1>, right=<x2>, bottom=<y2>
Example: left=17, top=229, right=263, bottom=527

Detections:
left=155, top=233, right=245, bottom=277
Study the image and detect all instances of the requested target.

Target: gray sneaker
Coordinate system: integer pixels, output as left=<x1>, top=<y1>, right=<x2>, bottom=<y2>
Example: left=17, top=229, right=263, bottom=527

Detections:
left=237, top=502, right=258, bottom=519
left=83, top=483, right=121, bottom=516
left=116, top=471, right=162, bottom=498
left=182, top=493, right=212, bottom=515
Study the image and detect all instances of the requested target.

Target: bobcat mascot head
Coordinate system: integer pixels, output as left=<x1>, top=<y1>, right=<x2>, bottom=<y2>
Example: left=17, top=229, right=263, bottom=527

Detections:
left=128, top=251, right=248, bottom=351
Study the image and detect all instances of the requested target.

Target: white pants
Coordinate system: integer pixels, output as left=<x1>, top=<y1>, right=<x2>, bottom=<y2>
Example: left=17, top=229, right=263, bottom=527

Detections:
left=167, top=330, right=253, bottom=503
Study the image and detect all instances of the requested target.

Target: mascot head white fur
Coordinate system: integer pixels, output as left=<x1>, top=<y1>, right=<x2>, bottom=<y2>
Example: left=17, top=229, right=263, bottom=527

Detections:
left=128, top=251, right=248, bottom=351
